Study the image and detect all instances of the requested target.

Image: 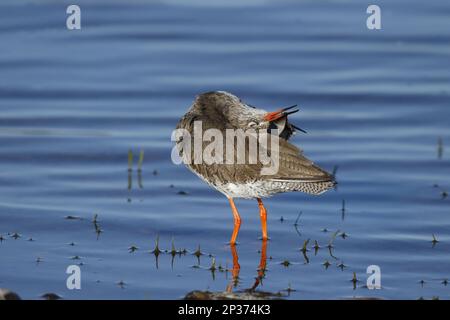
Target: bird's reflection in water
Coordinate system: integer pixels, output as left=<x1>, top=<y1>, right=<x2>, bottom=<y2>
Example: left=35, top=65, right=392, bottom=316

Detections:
left=250, top=239, right=268, bottom=291
left=226, top=239, right=268, bottom=293
left=184, top=240, right=288, bottom=299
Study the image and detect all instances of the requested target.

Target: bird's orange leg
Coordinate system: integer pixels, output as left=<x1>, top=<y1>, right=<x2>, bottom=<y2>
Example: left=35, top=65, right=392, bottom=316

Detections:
left=257, top=198, right=268, bottom=240
left=228, top=197, right=241, bottom=245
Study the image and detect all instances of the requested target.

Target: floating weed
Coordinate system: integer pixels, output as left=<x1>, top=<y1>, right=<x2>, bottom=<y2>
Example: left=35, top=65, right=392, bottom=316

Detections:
left=293, top=212, right=302, bottom=227
left=337, top=262, right=347, bottom=271
left=300, top=239, right=310, bottom=263
left=177, top=190, right=188, bottom=195
left=150, top=236, right=162, bottom=269
left=442, top=279, right=448, bottom=286
left=419, top=280, right=426, bottom=287
left=301, top=239, right=310, bottom=253
left=36, top=257, right=43, bottom=264
left=71, top=255, right=81, bottom=260
left=11, top=232, right=21, bottom=240
left=128, top=245, right=138, bottom=253
left=93, top=215, right=103, bottom=240
left=170, top=238, right=180, bottom=256
left=321, top=228, right=329, bottom=232
left=313, top=240, right=321, bottom=255
left=281, top=260, right=291, bottom=267
left=322, top=260, right=331, bottom=269
left=293, top=212, right=302, bottom=237
left=28, top=237, right=35, bottom=242
left=278, top=283, right=296, bottom=296
left=138, top=170, right=144, bottom=190
left=193, top=245, right=203, bottom=265
left=351, top=272, right=359, bottom=290
left=328, top=247, right=338, bottom=260
left=284, top=283, right=296, bottom=294
left=137, top=149, right=144, bottom=171
left=151, top=235, right=162, bottom=256
left=193, top=245, right=203, bottom=258
left=117, top=280, right=126, bottom=289
left=431, top=234, right=439, bottom=247
left=209, top=258, right=217, bottom=272
left=279, top=216, right=284, bottom=223
left=152, top=169, right=158, bottom=176
left=65, top=215, right=82, bottom=220
left=169, top=238, right=181, bottom=269
left=137, top=149, right=145, bottom=189
left=209, top=258, right=216, bottom=280
left=127, top=150, right=134, bottom=192
left=302, top=253, right=309, bottom=264
left=438, top=137, right=443, bottom=159
left=127, top=170, right=133, bottom=194
left=68, top=242, right=75, bottom=246
left=327, top=229, right=340, bottom=249
left=326, top=230, right=340, bottom=259
left=434, top=184, right=448, bottom=199
left=340, top=232, right=349, bottom=239
left=127, top=149, right=133, bottom=171
left=93, top=219, right=102, bottom=236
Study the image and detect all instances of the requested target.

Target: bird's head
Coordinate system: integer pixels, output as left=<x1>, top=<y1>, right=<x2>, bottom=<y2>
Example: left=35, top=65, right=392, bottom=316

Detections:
left=192, top=91, right=306, bottom=135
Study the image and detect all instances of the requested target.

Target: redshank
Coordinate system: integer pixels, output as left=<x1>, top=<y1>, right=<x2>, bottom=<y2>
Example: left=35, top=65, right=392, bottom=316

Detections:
left=175, top=91, right=335, bottom=244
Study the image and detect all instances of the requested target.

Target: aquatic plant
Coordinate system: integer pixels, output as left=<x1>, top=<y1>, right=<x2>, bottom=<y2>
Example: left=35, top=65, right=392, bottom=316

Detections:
left=431, top=234, right=439, bottom=247
left=128, top=245, right=138, bottom=253
left=301, top=238, right=310, bottom=253
left=437, top=137, right=443, bottom=159
left=313, top=240, right=321, bottom=255
left=138, top=149, right=144, bottom=171
left=151, top=235, right=162, bottom=256
left=281, top=260, right=291, bottom=267
left=351, top=272, right=359, bottom=290
left=128, top=149, right=133, bottom=171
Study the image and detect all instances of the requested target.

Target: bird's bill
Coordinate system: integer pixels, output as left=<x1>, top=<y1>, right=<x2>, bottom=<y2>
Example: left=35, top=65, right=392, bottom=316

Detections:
left=263, top=105, right=299, bottom=122
left=263, top=104, right=307, bottom=134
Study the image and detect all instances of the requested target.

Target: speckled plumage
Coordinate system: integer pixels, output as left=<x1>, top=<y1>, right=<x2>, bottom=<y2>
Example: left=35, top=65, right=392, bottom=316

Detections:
left=176, top=91, right=335, bottom=199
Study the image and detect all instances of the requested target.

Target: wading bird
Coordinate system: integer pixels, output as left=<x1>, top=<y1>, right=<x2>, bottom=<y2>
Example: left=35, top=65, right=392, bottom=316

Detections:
left=175, top=91, right=334, bottom=245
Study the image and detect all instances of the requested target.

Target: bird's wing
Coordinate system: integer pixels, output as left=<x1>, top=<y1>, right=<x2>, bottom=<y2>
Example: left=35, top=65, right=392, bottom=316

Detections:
left=264, top=138, right=334, bottom=183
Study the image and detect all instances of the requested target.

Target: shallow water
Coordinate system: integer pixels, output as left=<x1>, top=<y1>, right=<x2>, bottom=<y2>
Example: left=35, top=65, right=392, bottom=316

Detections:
left=1, top=0, right=450, bottom=300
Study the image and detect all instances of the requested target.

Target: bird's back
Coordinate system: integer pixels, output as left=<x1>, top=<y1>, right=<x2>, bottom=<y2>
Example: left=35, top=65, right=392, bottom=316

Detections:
left=175, top=92, right=335, bottom=198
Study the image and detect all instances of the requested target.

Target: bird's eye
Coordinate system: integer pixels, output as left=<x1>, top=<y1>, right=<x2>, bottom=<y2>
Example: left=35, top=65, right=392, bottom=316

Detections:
left=248, top=121, right=257, bottom=128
